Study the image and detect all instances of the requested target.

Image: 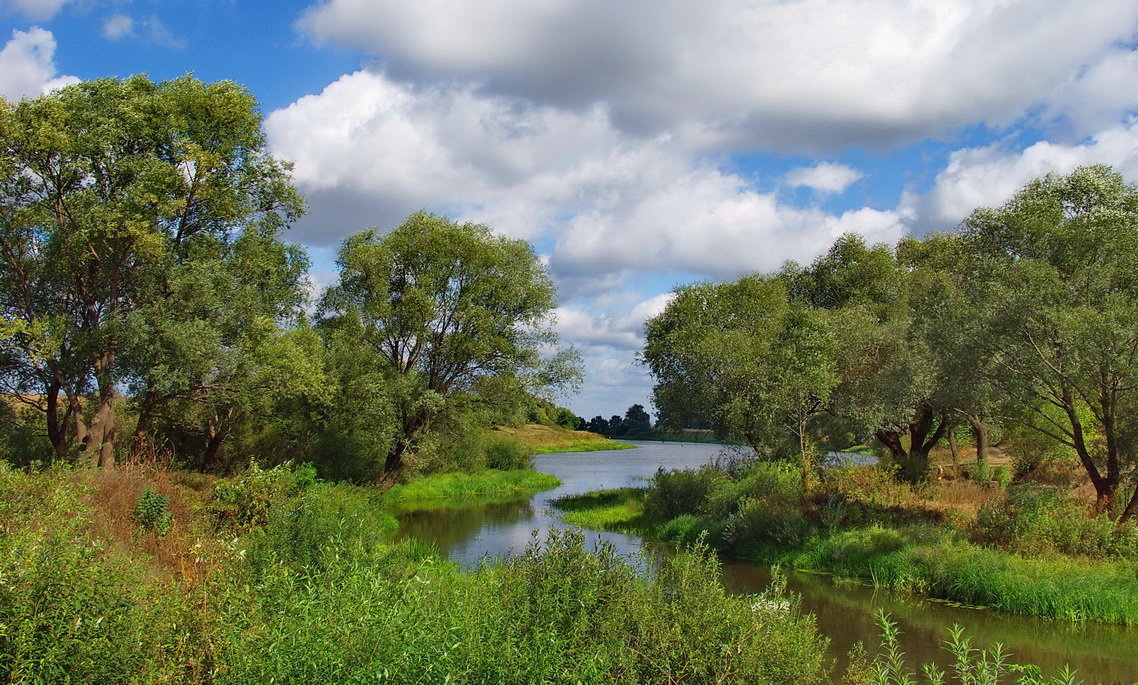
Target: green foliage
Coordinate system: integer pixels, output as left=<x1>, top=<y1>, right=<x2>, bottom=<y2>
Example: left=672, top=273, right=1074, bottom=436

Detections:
left=209, top=462, right=316, bottom=531
left=973, top=486, right=1138, bottom=558
left=132, top=487, right=173, bottom=536
left=643, top=466, right=724, bottom=520
left=217, top=525, right=828, bottom=683
left=481, top=433, right=532, bottom=470
left=864, top=613, right=1083, bottom=685
left=0, top=467, right=206, bottom=682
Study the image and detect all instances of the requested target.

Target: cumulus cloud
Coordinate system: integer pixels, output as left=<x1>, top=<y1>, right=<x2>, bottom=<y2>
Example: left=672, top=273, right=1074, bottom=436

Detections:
left=298, top=0, right=1138, bottom=151
left=786, top=162, right=865, bottom=194
left=905, top=121, right=1138, bottom=229
left=0, top=28, right=78, bottom=101
left=1, top=0, right=72, bottom=21
left=268, top=70, right=906, bottom=285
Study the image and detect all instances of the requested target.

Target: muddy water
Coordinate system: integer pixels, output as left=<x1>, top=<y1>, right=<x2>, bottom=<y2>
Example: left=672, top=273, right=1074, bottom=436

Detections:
left=395, top=441, right=1138, bottom=683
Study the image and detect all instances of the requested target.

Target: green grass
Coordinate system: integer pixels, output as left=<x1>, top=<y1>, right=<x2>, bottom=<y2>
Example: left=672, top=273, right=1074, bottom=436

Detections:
left=492, top=424, right=636, bottom=454
left=555, top=478, right=1138, bottom=625
left=554, top=488, right=646, bottom=530
left=531, top=440, right=637, bottom=454
left=384, top=468, right=560, bottom=506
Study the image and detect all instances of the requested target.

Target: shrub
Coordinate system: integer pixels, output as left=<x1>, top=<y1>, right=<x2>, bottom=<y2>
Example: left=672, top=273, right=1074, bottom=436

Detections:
left=132, top=487, right=173, bottom=536
left=217, top=528, right=829, bottom=683
left=209, top=462, right=315, bottom=531
left=643, top=466, right=724, bottom=520
left=482, top=434, right=532, bottom=470
left=0, top=467, right=207, bottom=682
left=973, top=486, right=1137, bottom=558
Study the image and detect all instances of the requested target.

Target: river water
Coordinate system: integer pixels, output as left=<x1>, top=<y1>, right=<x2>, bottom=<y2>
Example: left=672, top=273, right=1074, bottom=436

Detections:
left=396, top=441, right=1138, bottom=683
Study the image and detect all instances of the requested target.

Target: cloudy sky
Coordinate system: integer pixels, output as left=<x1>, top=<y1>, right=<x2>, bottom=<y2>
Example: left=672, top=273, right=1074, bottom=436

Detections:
left=3, top=0, right=1138, bottom=419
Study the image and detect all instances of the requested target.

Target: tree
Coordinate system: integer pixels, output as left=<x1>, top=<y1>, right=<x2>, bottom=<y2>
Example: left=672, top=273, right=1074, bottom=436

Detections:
left=624, top=404, right=651, bottom=434
left=0, top=75, right=304, bottom=466
left=319, top=212, right=575, bottom=487
left=784, top=236, right=950, bottom=482
left=643, top=275, right=837, bottom=492
left=961, top=166, right=1138, bottom=519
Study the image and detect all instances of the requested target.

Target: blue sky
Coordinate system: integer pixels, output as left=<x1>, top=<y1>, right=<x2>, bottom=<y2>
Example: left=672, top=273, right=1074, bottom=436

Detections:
left=4, top=0, right=1138, bottom=420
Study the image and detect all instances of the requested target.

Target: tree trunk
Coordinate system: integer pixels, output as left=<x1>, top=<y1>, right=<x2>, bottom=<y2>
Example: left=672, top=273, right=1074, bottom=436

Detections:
left=377, top=406, right=435, bottom=489
left=44, top=383, right=68, bottom=461
left=1119, top=484, right=1138, bottom=524
left=968, top=415, right=989, bottom=474
left=85, top=391, right=117, bottom=468
left=947, top=430, right=960, bottom=471
left=83, top=354, right=118, bottom=468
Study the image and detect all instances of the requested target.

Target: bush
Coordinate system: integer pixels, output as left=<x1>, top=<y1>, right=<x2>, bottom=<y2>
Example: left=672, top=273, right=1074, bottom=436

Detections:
left=973, top=485, right=1138, bottom=558
left=209, top=462, right=316, bottom=531
left=0, top=466, right=207, bottom=682
left=643, top=466, right=725, bottom=520
left=482, top=434, right=532, bottom=470
left=217, top=528, right=829, bottom=683
left=132, top=487, right=174, bottom=536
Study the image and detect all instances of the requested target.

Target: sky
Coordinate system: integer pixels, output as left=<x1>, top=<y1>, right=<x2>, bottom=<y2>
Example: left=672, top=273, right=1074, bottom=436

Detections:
left=3, top=0, right=1138, bottom=420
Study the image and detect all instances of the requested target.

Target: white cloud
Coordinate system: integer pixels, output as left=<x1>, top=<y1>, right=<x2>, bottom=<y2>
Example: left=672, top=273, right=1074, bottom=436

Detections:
left=786, top=162, right=865, bottom=194
left=0, top=28, right=78, bottom=102
left=1, top=0, right=72, bottom=21
left=906, top=120, right=1138, bottom=229
left=102, top=15, right=135, bottom=41
left=268, top=70, right=907, bottom=284
left=298, top=0, right=1138, bottom=151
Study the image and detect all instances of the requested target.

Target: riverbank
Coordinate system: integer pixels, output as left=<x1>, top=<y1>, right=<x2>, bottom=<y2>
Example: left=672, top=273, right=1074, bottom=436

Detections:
left=0, top=462, right=832, bottom=682
left=384, top=468, right=561, bottom=507
left=554, top=462, right=1138, bottom=625
left=493, top=423, right=636, bottom=453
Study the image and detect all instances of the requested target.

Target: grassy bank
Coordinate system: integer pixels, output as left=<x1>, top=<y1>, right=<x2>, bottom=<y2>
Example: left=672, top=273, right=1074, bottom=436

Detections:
left=494, top=423, right=636, bottom=454
left=554, top=462, right=1138, bottom=625
left=384, top=468, right=561, bottom=507
left=0, top=463, right=834, bottom=683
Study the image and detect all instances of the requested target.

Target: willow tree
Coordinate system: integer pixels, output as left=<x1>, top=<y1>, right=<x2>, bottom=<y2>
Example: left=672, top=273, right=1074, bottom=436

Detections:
left=643, top=275, right=837, bottom=493
left=962, top=165, right=1138, bottom=519
left=319, top=212, right=575, bottom=487
left=0, top=75, right=304, bottom=466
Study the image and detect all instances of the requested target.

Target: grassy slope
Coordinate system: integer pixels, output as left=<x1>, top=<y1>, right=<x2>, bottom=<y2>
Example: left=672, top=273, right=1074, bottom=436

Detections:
left=493, top=424, right=636, bottom=454
left=385, top=469, right=560, bottom=506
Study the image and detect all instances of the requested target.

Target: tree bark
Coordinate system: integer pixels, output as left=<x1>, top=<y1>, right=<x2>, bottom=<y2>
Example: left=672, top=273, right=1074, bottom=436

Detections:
left=947, top=430, right=960, bottom=471
left=1119, top=484, right=1138, bottom=524
left=968, top=414, right=989, bottom=475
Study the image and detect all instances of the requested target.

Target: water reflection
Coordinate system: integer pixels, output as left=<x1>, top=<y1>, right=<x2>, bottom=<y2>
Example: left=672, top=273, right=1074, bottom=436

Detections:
left=395, top=441, right=1138, bottom=683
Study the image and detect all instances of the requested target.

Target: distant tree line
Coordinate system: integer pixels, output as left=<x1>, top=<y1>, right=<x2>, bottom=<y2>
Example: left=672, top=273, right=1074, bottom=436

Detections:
left=0, top=75, right=580, bottom=484
left=645, top=166, right=1138, bottom=521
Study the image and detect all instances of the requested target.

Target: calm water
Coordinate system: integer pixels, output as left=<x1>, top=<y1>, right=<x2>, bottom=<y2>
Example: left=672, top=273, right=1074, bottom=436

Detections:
left=396, top=441, right=1138, bottom=683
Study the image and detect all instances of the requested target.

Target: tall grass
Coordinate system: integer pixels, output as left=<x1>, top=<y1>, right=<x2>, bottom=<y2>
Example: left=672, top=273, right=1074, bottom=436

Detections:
left=556, top=461, right=1138, bottom=625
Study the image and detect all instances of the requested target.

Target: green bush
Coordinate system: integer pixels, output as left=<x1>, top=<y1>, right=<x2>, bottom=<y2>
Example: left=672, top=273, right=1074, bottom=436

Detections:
left=643, top=466, right=725, bottom=520
left=482, top=434, right=532, bottom=470
left=973, top=486, right=1138, bottom=558
left=244, top=482, right=396, bottom=579
left=132, top=487, right=173, bottom=536
left=0, top=467, right=206, bottom=682
left=217, top=528, right=828, bottom=683
left=209, top=462, right=316, bottom=531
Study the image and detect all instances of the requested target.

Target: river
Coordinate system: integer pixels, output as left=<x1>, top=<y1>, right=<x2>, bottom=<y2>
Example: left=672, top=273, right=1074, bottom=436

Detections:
left=396, top=441, right=1138, bottom=683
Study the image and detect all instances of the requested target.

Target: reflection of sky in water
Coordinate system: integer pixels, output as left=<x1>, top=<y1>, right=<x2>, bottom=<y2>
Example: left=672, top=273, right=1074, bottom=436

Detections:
left=397, top=440, right=727, bottom=567
left=396, top=441, right=1138, bottom=684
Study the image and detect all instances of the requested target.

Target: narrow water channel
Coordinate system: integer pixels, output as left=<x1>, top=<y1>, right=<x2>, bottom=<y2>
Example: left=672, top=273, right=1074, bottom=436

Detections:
left=395, top=441, right=1138, bottom=683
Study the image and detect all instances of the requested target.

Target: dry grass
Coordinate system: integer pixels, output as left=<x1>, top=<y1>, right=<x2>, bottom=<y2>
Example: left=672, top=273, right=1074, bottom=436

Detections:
left=78, top=461, right=222, bottom=588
